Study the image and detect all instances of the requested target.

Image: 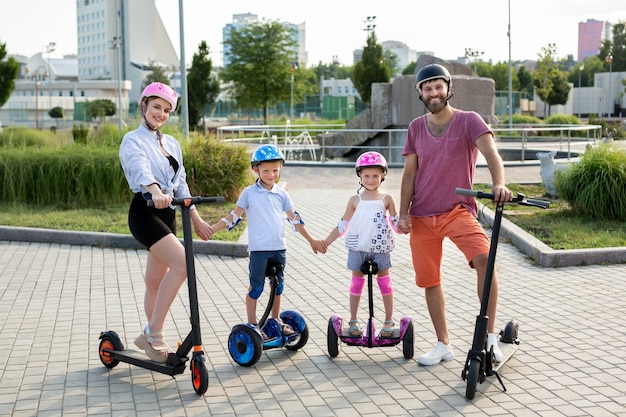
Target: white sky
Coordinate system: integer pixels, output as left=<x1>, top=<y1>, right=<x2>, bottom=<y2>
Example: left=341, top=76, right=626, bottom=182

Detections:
left=2, top=0, right=625, bottom=66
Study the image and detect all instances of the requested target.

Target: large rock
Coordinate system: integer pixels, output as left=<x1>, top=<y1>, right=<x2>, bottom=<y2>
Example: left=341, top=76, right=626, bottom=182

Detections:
left=318, top=58, right=496, bottom=160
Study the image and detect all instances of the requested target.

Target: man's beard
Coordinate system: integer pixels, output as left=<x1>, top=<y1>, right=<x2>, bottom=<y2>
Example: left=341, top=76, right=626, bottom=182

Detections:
left=425, top=96, right=448, bottom=113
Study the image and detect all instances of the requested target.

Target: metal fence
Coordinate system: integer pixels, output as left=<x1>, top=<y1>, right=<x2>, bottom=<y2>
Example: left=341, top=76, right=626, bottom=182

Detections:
left=218, top=123, right=604, bottom=166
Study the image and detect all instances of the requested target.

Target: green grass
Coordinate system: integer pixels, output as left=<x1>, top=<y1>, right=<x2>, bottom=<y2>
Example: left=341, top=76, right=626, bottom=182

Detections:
left=471, top=183, right=626, bottom=250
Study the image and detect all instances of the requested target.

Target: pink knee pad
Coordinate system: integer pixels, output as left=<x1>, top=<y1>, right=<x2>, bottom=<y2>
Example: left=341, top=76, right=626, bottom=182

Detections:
left=377, top=275, right=393, bottom=296
left=349, top=276, right=366, bottom=296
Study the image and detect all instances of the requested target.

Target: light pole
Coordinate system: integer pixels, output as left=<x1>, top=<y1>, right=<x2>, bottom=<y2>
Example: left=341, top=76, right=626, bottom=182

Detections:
left=24, top=67, right=48, bottom=129
left=464, top=48, right=484, bottom=73
left=578, top=64, right=584, bottom=118
left=606, top=54, right=613, bottom=120
left=46, top=42, right=56, bottom=111
left=290, top=62, right=298, bottom=119
left=507, top=0, right=513, bottom=131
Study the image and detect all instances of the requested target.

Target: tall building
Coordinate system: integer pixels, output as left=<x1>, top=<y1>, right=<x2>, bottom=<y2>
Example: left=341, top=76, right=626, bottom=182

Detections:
left=76, top=0, right=179, bottom=103
left=222, top=13, right=307, bottom=68
left=578, top=19, right=612, bottom=62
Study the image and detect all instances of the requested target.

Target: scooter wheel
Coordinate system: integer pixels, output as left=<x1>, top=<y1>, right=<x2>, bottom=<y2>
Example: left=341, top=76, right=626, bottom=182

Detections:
left=465, top=358, right=481, bottom=400
left=228, top=324, right=263, bottom=367
left=191, top=355, right=209, bottom=395
left=402, top=320, right=414, bottom=359
left=285, top=324, right=309, bottom=351
left=327, top=317, right=340, bottom=358
left=98, top=331, right=124, bottom=369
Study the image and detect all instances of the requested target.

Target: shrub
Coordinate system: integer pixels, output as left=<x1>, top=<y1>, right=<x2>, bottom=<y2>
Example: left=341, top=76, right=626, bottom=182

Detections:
left=0, top=126, right=51, bottom=148
left=72, top=124, right=89, bottom=144
left=182, top=134, right=252, bottom=202
left=555, top=144, right=626, bottom=221
left=0, top=129, right=251, bottom=206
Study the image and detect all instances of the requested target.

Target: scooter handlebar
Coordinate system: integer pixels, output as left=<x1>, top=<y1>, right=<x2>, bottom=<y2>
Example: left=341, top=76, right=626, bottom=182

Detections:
left=455, top=188, right=550, bottom=209
left=144, top=193, right=225, bottom=207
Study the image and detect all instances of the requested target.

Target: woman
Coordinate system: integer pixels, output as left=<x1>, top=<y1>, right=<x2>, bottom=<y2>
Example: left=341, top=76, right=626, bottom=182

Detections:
left=119, top=82, right=213, bottom=363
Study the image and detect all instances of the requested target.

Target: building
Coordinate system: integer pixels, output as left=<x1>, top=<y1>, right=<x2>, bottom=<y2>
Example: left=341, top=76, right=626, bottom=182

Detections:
left=578, top=19, right=612, bottom=62
left=3, top=0, right=176, bottom=129
left=77, top=0, right=179, bottom=105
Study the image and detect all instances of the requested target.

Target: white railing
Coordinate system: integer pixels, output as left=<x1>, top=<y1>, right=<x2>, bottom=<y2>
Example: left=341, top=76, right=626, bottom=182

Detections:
left=217, top=123, right=604, bottom=165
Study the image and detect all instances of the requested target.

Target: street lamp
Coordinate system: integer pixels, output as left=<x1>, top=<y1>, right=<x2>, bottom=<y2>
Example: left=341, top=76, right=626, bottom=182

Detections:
left=24, top=67, right=48, bottom=129
left=290, top=62, right=298, bottom=119
left=46, top=42, right=56, bottom=110
left=578, top=64, right=584, bottom=118
left=464, top=48, right=484, bottom=73
left=606, top=54, right=613, bottom=120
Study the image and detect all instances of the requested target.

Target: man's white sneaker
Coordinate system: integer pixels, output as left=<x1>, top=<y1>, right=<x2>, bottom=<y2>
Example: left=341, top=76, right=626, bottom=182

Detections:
left=418, top=341, right=454, bottom=366
left=488, top=333, right=503, bottom=362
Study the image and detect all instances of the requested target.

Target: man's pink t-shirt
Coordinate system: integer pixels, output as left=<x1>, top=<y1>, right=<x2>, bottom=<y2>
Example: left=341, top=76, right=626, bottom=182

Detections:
left=402, top=110, right=493, bottom=217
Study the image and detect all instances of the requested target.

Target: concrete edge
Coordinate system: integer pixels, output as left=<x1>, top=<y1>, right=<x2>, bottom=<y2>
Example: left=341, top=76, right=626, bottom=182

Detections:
left=0, top=226, right=249, bottom=258
left=477, top=204, right=626, bottom=267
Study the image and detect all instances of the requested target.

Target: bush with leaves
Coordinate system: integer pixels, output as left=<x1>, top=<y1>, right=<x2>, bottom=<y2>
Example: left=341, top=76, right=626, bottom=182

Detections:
left=555, top=144, right=626, bottom=221
left=72, top=123, right=89, bottom=144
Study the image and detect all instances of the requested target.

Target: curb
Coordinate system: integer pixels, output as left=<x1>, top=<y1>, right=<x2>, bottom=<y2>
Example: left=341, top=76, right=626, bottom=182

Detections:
left=478, top=204, right=626, bottom=267
left=0, top=226, right=249, bottom=258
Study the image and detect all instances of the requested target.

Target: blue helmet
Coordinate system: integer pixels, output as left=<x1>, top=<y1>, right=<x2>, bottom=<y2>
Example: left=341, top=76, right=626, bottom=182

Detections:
left=251, top=144, right=285, bottom=167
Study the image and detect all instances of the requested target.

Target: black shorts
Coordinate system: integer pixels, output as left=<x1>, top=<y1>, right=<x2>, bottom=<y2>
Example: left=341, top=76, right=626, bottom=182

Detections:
left=128, top=192, right=176, bottom=249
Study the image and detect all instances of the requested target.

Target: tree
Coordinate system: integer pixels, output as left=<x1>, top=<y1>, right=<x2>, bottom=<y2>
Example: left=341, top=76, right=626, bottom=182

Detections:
left=48, top=106, right=65, bottom=128
left=402, top=61, right=417, bottom=76
left=221, top=21, right=296, bottom=124
left=0, top=42, right=19, bottom=108
left=86, top=99, right=116, bottom=123
left=598, top=21, right=626, bottom=72
left=187, top=41, right=220, bottom=130
left=533, top=44, right=571, bottom=116
left=143, top=60, right=170, bottom=89
left=352, top=31, right=390, bottom=104
left=517, top=66, right=534, bottom=95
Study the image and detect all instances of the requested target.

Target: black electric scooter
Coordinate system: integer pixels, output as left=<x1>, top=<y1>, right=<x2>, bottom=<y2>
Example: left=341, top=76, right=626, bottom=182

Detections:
left=98, top=195, right=223, bottom=396
left=227, top=261, right=309, bottom=367
left=455, top=188, right=549, bottom=400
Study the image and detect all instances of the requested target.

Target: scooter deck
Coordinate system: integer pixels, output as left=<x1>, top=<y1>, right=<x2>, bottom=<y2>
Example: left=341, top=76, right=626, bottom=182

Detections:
left=492, top=341, right=519, bottom=373
left=340, top=328, right=400, bottom=339
left=102, top=348, right=188, bottom=375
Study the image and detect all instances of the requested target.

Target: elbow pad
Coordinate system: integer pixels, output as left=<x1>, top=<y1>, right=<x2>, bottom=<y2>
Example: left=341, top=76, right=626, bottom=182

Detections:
left=221, top=210, right=242, bottom=231
left=337, top=219, right=349, bottom=236
left=288, top=211, right=305, bottom=234
left=388, top=215, right=400, bottom=233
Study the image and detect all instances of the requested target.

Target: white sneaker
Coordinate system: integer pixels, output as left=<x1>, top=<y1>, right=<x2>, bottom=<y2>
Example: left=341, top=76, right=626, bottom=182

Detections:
left=488, top=333, right=503, bottom=362
left=418, top=341, right=454, bottom=366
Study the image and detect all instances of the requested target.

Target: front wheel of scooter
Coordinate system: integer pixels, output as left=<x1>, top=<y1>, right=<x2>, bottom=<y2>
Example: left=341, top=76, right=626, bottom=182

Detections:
left=402, top=320, right=414, bottom=359
left=327, top=317, right=340, bottom=358
left=228, top=324, right=263, bottom=367
left=98, top=331, right=124, bottom=369
left=465, top=358, right=481, bottom=400
left=191, top=355, right=209, bottom=395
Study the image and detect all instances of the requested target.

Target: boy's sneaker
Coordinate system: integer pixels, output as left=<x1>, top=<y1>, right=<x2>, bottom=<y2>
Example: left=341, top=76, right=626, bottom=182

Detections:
left=418, top=341, right=454, bottom=366
left=488, top=333, right=503, bottom=362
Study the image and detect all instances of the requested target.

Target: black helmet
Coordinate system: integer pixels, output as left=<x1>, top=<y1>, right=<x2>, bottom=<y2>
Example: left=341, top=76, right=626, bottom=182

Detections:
left=415, top=64, right=451, bottom=90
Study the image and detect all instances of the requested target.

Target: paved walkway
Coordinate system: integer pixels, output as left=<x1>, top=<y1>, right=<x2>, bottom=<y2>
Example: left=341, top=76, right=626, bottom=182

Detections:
left=1, top=161, right=626, bottom=416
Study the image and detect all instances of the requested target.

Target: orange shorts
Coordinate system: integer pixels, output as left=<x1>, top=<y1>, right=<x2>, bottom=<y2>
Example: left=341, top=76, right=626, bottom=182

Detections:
left=409, top=205, right=489, bottom=288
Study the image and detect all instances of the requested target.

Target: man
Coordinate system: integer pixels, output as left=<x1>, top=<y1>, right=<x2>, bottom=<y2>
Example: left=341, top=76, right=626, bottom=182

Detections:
left=398, top=64, right=512, bottom=366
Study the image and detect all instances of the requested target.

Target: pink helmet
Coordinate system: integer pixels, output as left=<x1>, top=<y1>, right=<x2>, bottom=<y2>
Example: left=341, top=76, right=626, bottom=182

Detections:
left=355, top=151, right=388, bottom=175
left=139, top=82, right=178, bottom=111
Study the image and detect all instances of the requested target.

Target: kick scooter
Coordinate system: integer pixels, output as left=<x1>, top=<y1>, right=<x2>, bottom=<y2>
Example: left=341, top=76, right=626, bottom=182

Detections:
left=98, top=195, right=223, bottom=396
left=228, top=261, right=309, bottom=367
left=455, top=188, right=549, bottom=400
left=327, top=260, right=414, bottom=359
